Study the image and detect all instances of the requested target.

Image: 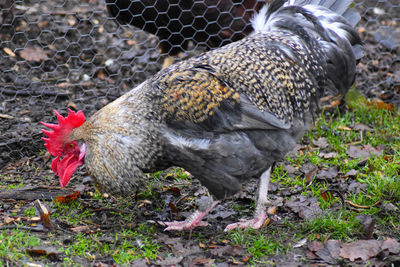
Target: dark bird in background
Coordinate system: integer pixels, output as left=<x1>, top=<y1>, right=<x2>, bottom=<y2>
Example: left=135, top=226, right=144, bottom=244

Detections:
left=42, top=0, right=362, bottom=231
left=105, top=0, right=265, bottom=68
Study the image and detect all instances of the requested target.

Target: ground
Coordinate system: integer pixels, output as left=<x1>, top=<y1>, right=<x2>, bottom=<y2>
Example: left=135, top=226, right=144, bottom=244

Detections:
left=0, top=0, right=399, bottom=266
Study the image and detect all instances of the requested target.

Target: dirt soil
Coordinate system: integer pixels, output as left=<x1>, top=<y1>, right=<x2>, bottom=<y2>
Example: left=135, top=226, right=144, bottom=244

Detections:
left=0, top=0, right=399, bottom=266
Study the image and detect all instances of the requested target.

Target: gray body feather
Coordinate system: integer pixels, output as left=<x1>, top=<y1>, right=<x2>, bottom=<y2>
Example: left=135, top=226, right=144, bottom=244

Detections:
left=75, top=0, right=361, bottom=200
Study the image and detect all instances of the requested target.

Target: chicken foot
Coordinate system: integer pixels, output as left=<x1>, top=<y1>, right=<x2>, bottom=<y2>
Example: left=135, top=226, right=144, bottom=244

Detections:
left=162, top=198, right=219, bottom=231
left=224, top=167, right=271, bottom=231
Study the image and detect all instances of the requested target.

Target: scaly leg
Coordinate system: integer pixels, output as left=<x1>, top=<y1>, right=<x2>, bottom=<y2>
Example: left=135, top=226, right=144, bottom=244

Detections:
left=162, top=197, right=219, bottom=231
left=224, top=167, right=272, bottom=231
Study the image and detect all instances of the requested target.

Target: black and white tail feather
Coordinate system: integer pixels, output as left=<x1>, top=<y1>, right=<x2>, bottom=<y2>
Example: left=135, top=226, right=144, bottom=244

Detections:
left=252, top=0, right=362, bottom=96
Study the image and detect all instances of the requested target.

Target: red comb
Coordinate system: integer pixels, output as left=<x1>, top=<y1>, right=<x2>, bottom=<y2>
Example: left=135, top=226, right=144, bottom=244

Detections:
left=41, top=109, right=85, bottom=156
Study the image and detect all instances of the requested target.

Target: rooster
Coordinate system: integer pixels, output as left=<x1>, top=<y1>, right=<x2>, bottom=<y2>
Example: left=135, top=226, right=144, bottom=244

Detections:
left=42, top=0, right=362, bottom=231
left=105, top=0, right=264, bottom=68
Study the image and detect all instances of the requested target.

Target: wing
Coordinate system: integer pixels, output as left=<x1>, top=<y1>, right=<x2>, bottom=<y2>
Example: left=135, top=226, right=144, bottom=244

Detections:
left=159, top=64, right=291, bottom=133
left=155, top=64, right=307, bottom=199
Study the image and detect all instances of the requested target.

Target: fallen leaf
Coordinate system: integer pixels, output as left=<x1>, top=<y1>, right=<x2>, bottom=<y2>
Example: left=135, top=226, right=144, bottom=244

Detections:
left=339, top=240, right=382, bottom=261
left=347, top=145, right=384, bottom=159
left=168, top=202, right=179, bottom=214
left=326, top=240, right=341, bottom=259
left=97, top=69, right=106, bottom=80
left=319, top=152, right=338, bottom=159
left=354, top=123, right=373, bottom=132
left=167, top=187, right=181, bottom=196
left=356, top=214, right=375, bottom=239
left=343, top=169, right=358, bottom=178
left=4, top=217, right=15, bottom=224
left=155, top=256, right=183, bottom=266
left=3, top=47, right=16, bottom=57
left=348, top=181, right=367, bottom=194
left=242, top=255, right=252, bottom=262
left=316, top=166, right=338, bottom=180
left=191, top=258, right=215, bottom=265
left=309, top=240, right=324, bottom=252
left=338, top=125, right=352, bottom=131
left=54, top=191, right=79, bottom=203
left=19, top=46, right=49, bottom=62
left=71, top=226, right=91, bottom=233
left=301, top=163, right=317, bottom=184
left=56, top=82, right=72, bottom=88
left=369, top=99, right=395, bottom=111
left=313, top=137, right=329, bottom=149
left=293, top=238, right=308, bottom=248
left=26, top=246, right=59, bottom=257
left=381, top=238, right=400, bottom=254
left=320, top=191, right=333, bottom=201
left=315, top=240, right=342, bottom=264
left=210, top=245, right=247, bottom=257
left=284, top=165, right=297, bottom=174
left=286, top=195, right=322, bottom=219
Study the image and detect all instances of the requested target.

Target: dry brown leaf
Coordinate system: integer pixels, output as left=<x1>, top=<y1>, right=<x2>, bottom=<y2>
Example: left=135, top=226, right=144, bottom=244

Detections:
left=368, top=99, right=395, bottom=111
left=354, top=123, right=373, bottom=131
left=168, top=202, right=179, bottom=214
left=3, top=47, right=16, bottom=57
left=347, top=145, right=384, bottom=159
left=304, top=166, right=318, bottom=184
left=381, top=238, right=400, bottom=254
left=54, top=191, right=79, bottom=203
left=313, top=137, right=329, bottom=149
left=356, top=214, right=375, bottom=239
left=339, top=240, right=382, bottom=261
left=4, top=217, right=15, bottom=224
left=308, top=240, right=324, bottom=252
left=338, top=125, right=352, bottom=131
left=56, top=82, right=71, bottom=88
left=19, top=46, right=49, bottom=62
left=343, top=169, right=358, bottom=178
left=316, top=166, right=338, bottom=180
left=26, top=246, right=59, bottom=256
left=97, top=69, right=106, bottom=80
left=71, top=225, right=91, bottom=233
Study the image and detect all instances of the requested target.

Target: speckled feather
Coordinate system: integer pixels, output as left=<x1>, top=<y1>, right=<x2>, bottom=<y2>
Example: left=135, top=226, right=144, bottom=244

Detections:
left=154, top=31, right=324, bottom=124
left=66, top=0, right=361, bottom=199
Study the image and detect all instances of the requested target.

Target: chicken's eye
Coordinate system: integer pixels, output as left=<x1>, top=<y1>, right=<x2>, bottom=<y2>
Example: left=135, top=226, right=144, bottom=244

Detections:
left=67, top=143, right=75, bottom=148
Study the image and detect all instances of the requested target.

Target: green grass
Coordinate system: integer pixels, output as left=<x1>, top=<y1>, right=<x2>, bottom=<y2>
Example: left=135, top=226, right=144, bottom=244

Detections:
left=58, top=224, right=161, bottom=265
left=299, top=211, right=362, bottom=240
left=263, top=102, right=400, bottom=247
left=229, top=229, right=287, bottom=264
left=0, top=95, right=399, bottom=265
left=0, top=229, right=42, bottom=263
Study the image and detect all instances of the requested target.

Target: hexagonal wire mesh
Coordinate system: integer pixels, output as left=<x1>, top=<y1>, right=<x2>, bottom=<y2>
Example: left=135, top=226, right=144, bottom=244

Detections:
left=0, top=0, right=399, bottom=169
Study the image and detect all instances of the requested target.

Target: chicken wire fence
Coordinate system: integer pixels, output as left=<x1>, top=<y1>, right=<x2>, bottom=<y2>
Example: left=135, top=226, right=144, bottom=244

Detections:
left=0, top=0, right=399, bottom=170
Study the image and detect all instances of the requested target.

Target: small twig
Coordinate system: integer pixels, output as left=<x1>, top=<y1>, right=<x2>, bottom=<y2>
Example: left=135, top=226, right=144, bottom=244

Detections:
left=89, top=234, right=103, bottom=248
left=345, top=200, right=381, bottom=209
left=82, top=220, right=101, bottom=227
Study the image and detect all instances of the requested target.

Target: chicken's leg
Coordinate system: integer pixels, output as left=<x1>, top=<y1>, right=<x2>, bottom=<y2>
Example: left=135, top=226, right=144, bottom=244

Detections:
left=224, top=167, right=271, bottom=231
left=162, top=197, right=219, bottom=231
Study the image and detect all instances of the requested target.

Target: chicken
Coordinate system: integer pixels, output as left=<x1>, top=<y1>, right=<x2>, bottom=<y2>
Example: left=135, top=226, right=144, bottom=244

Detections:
left=105, top=0, right=265, bottom=68
left=42, top=0, right=362, bottom=231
